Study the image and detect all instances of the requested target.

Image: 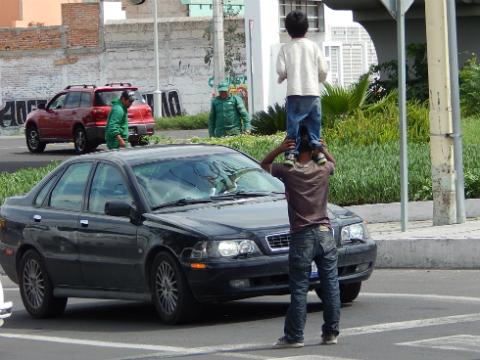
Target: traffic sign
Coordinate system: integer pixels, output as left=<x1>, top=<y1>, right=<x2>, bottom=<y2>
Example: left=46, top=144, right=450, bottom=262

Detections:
left=380, top=0, right=414, bottom=18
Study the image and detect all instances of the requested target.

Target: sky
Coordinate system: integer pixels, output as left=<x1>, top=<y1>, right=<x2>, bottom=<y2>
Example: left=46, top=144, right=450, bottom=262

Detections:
left=103, top=2, right=354, bottom=25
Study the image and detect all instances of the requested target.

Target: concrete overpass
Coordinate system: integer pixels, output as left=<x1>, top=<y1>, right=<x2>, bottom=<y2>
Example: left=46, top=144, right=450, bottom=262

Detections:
left=324, top=0, right=480, bottom=65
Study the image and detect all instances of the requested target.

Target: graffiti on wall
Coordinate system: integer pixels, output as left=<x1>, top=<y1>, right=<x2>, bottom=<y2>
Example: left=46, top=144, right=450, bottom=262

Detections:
left=144, top=90, right=183, bottom=117
left=0, top=99, right=47, bottom=127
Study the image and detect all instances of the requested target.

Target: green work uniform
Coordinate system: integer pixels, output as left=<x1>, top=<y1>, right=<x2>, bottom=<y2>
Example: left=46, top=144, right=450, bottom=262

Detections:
left=208, top=94, right=251, bottom=137
left=105, top=99, right=128, bottom=149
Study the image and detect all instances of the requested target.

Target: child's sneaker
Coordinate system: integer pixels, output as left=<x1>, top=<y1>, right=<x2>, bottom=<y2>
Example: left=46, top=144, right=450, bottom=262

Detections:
left=274, top=336, right=304, bottom=348
left=313, top=153, right=327, bottom=165
left=284, top=153, right=296, bottom=166
left=321, top=333, right=338, bottom=345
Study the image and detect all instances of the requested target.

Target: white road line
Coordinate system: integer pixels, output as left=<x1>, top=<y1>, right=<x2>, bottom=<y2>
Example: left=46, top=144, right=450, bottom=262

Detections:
left=0, top=333, right=190, bottom=353
left=397, top=334, right=480, bottom=354
left=267, top=356, right=358, bottom=360
left=3, top=288, right=19, bottom=291
left=362, top=292, right=480, bottom=303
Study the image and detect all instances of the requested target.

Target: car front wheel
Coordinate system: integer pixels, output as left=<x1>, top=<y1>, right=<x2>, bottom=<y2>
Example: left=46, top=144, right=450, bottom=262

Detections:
left=19, top=250, right=67, bottom=318
left=150, top=252, right=198, bottom=324
left=26, top=126, right=46, bottom=153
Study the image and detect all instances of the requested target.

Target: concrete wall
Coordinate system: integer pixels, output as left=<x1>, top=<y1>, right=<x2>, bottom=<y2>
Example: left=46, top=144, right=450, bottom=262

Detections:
left=121, top=0, right=188, bottom=19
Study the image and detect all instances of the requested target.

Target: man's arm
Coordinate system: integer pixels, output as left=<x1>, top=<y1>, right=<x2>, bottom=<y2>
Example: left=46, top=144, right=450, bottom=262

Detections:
left=235, top=96, right=251, bottom=133
left=319, top=139, right=335, bottom=166
left=260, top=138, right=296, bottom=173
left=208, top=100, right=216, bottom=137
left=317, top=48, right=328, bottom=83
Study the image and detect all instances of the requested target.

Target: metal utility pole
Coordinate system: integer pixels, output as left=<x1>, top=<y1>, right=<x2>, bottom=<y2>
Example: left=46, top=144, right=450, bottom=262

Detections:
left=380, top=0, right=414, bottom=231
left=152, top=0, right=162, bottom=118
left=446, top=0, right=466, bottom=224
left=212, top=0, right=225, bottom=92
left=425, top=0, right=456, bottom=225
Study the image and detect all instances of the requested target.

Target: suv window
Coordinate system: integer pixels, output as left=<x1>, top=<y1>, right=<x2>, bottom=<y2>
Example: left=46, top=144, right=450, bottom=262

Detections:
left=94, top=90, right=144, bottom=106
left=49, top=163, right=92, bottom=211
left=64, top=92, right=82, bottom=109
left=80, top=92, right=92, bottom=108
left=48, top=93, right=67, bottom=110
left=89, top=163, right=134, bottom=214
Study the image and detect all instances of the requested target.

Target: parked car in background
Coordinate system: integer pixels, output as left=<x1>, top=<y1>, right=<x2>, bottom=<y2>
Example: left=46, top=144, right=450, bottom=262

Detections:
left=0, top=278, right=13, bottom=327
left=25, top=83, right=155, bottom=154
left=0, top=145, right=376, bottom=324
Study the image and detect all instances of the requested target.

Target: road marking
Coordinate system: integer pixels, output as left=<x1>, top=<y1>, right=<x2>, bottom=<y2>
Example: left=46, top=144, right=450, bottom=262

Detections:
left=362, top=292, right=480, bottom=304
left=267, top=357, right=358, bottom=360
left=0, top=333, right=190, bottom=353
left=3, top=288, right=19, bottom=291
left=398, top=334, right=480, bottom=354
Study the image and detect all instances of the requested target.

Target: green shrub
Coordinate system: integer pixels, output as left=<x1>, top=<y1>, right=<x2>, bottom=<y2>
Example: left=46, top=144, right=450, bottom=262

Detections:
left=251, top=103, right=286, bottom=135
left=460, top=54, right=480, bottom=116
left=155, top=113, right=209, bottom=130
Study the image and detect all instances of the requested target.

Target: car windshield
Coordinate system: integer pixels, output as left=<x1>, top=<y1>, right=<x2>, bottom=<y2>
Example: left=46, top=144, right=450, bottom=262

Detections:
left=94, top=90, right=145, bottom=106
left=132, top=153, right=285, bottom=209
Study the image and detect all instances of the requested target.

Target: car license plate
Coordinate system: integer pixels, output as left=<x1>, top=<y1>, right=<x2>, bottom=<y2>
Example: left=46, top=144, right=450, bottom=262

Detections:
left=128, top=127, right=137, bottom=136
left=309, top=261, right=318, bottom=279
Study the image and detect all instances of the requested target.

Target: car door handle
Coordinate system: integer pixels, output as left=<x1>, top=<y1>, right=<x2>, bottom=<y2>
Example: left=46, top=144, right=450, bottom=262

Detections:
left=33, top=215, right=42, bottom=222
left=80, top=219, right=89, bottom=227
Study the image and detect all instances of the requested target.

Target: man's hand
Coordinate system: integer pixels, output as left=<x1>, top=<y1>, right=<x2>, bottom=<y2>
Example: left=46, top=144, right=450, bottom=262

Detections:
left=260, top=138, right=296, bottom=173
left=117, top=135, right=126, bottom=148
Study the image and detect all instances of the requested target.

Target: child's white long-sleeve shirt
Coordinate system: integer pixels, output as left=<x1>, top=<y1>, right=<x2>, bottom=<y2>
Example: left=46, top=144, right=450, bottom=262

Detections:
left=276, top=37, right=328, bottom=97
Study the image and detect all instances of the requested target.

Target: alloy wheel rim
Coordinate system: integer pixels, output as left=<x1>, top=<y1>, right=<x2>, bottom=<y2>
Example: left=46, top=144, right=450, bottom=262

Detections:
left=75, top=130, right=86, bottom=151
left=23, top=258, right=45, bottom=309
left=28, top=129, right=39, bottom=149
left=155, top=261, right=178, bottom=315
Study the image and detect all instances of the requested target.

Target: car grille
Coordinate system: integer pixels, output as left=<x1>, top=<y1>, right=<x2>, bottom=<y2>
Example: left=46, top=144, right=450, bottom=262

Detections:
left=265, top=231, right=291, bottom=252
left=266, top=228, right=336, bottom=252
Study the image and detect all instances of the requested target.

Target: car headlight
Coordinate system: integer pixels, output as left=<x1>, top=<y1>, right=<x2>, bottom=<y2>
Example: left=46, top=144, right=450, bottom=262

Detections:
left=191, top=240, right=262, bottom=259
left=340, top=223, right=368, bottom=245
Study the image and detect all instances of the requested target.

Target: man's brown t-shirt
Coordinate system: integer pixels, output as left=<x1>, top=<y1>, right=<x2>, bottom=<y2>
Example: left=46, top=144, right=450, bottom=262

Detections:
left=271, top=160, right=334, bottom=233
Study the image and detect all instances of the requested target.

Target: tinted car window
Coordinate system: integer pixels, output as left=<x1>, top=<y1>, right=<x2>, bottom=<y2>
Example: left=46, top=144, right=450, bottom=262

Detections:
left=94, top=90, right=145, bottom=106
left=79, top=92, right=92, bottom=108
left=88, top=163, right=134, bottom=214
left=133, top=153, right=284, bottom=208
left=34, top=174, right=58, bottom=207
left=48, top=94, right=67, bottom=110
left=64, top=92, right=82, bottom=109
left=49, top=163, right=92, bottom=211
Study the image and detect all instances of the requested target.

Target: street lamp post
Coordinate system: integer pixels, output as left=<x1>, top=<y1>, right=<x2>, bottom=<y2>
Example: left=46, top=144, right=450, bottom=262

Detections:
left=152, top=0, right=162, bottom=118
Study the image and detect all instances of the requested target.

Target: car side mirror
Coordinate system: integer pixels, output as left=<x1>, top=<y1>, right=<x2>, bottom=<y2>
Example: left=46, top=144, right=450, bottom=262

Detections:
left=37, top=103, right=46, bottom=110
left=105, top=201, right=141, bottom=224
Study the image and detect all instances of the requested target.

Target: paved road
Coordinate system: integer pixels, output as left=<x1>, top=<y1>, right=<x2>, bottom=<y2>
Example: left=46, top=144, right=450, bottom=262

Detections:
left=0, top=129, right=209, bottom=173
left=2, top=269, right=480, bottom=360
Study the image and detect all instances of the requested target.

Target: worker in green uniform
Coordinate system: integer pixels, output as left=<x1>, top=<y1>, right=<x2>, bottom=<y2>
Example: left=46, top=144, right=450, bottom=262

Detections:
left=208, top=81, right=251, bottom=137
left=105, top=90, right=135, bottom=149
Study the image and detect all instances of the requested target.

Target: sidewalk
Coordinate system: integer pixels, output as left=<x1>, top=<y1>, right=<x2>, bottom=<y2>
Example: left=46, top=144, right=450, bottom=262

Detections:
left=346, top=199, right=480, bottom=269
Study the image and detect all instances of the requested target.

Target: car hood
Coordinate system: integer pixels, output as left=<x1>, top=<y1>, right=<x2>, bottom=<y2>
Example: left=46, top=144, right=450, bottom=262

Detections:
left=143, top=198, right=359, bottom=238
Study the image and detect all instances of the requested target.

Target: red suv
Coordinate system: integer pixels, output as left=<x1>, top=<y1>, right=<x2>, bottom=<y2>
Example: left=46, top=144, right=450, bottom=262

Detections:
left=25, top=83, right=155, bottom=154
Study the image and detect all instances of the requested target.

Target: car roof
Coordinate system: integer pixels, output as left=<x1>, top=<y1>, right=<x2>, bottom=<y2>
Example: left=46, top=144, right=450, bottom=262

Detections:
left=64, top=144, right=240, bottom=168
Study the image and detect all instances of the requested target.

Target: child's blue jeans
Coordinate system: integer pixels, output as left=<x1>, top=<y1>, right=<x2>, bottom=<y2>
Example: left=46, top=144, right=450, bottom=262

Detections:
left=286, top=95, right=322, bottom=156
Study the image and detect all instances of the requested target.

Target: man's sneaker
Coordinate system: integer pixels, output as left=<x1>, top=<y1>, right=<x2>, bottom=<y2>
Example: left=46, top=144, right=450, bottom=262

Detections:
left=313, top=153, right=327, bottom=165
left=284, top=153, right=296, bottom=167
left=274, top=336, right=304, bottom=348
left=321, top=333, right=338, bottom=345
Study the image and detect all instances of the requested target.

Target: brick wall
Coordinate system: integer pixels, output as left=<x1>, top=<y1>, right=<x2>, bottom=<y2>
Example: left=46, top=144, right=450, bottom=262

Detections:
left=121, top=0, right=188, bottom=19
left=62, top=3, right=100, bottom=48
left=0, top=27, right=63, bottom=51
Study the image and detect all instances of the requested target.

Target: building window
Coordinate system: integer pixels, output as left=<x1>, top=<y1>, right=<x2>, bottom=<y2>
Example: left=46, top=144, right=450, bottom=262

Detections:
left=279, top=0, right=324, bottom=32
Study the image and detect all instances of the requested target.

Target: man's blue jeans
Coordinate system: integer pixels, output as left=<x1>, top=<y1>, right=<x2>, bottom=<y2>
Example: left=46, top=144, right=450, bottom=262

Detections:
left=286, top=96, right=322, bottom=156
left=284, top=225, right=340, bottom=342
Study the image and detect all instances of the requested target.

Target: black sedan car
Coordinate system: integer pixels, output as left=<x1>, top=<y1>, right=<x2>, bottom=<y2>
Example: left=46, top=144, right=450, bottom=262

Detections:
left=0, top=145, right=376, bottom=324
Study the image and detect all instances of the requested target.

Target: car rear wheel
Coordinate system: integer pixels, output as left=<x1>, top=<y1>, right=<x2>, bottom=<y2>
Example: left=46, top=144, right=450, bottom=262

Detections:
left=26, top=126, right=46, bottom=153
left=315, top=281, right=362, bottom=304
left=19, top=250, right=67, bottom=318
left=74, top=127, right=94, bottom=154
left=150, top=252, right=198, bottom=324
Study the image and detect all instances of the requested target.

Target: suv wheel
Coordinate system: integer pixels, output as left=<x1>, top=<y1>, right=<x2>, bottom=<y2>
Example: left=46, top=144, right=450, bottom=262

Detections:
left=19, top=250, right=67, bottom=318
left=314, top=281, right=362, bottom=304
left=26, top=126, right=46, bottom=153
left=74, top=127, right=93, bottom=154
left=150, top=252, right=199, bottom=324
